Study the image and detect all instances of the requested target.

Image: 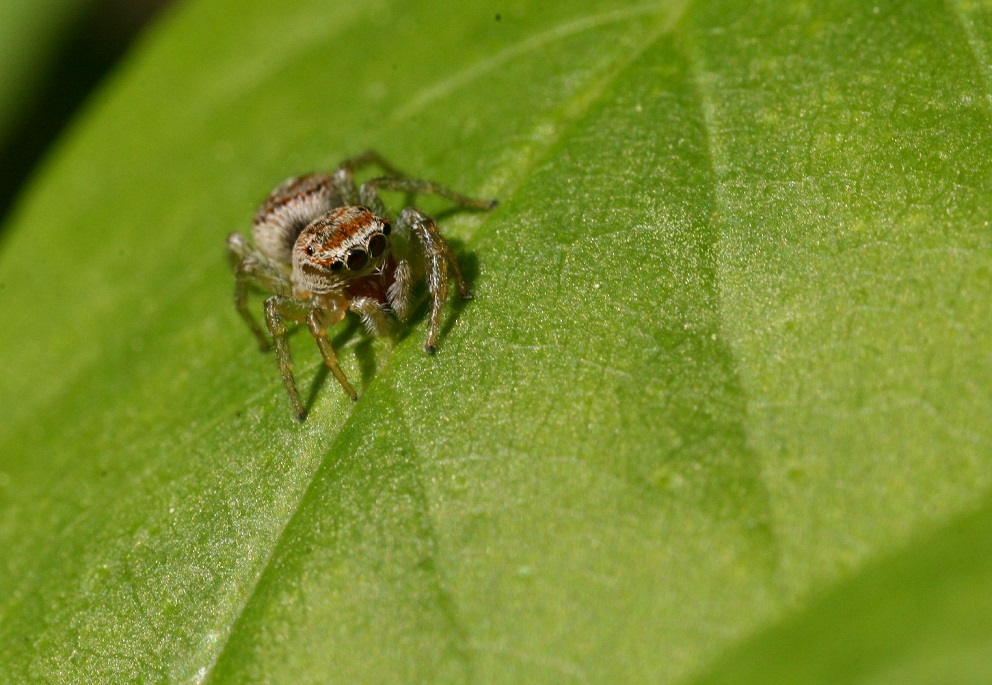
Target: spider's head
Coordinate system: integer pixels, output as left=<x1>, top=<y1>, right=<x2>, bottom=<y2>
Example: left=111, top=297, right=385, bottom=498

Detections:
left=291, top=205, right=391, bottom=297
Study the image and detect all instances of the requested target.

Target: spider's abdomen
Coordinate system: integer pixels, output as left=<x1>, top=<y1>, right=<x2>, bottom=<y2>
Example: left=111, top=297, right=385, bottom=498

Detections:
left=252, top=173, right=342, bottom=266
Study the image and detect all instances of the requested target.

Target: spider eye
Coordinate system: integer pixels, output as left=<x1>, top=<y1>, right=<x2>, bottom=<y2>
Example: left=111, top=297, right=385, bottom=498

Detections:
left=381, top=221, right=391, bottom=236
left=346, top=248, right=368, bottom=271
left=305, top=245, right=315, bottom=256
left=330, top=260, right=344, bottom=272
left=368, top=233, right=387, bottom=258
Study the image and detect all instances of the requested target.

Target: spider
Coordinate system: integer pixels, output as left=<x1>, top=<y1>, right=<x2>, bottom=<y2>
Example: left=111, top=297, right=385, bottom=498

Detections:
left=227, top=151, right=496, bottom=421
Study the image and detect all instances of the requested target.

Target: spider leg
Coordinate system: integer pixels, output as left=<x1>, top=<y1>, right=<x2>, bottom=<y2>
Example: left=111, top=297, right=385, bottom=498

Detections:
left=331, top=150, right=407, bottom=207
left=394, top=207, right=473, bottom=353
left=386, top=259, right=415, bottom=322
left=263, top=295, right=308, bottom=420
left=228, top=232, right=291, bottom=350
left=349, top=296, right=391, bottom=336
left=358, top=173, right=491, bottom=305
left=306, top=306, right=358, bottom=404
left=360, top=176, right=497, bottom=213
left=338, top=150, right=405, bottom=177
left=264, top=295, right=356, bottom=420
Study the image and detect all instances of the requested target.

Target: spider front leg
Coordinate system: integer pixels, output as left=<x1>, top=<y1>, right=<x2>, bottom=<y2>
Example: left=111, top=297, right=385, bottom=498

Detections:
left=349, top=296, right=391, bottom=336
left=396, top=207, right=473, bottom=353
left=359, top=174, right=490, bottom=304
left=306, top=305, right=358, bottom=404
left=263, top=293, right=357, bottom=421
left=386, top=259, right=415, bottom=322
left=356, top=168, right=494, bottom=351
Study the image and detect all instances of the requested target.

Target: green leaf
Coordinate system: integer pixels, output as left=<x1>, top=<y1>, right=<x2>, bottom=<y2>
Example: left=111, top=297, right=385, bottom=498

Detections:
left=691, top=497, right=992, bottom=685
left=1, top=0, right=990, bottom=683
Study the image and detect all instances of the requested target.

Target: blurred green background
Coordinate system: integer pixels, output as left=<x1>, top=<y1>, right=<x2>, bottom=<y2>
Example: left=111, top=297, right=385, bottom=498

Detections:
left=0, top=0, right=172, bottom=225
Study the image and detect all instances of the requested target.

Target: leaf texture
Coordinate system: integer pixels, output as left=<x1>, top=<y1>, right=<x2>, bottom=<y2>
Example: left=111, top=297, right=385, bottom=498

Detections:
left=0, top=0, right=990, bottom=683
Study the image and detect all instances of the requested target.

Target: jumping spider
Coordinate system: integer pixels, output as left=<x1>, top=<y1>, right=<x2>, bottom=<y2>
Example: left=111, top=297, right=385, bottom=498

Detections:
left=227, top=151, right=496, bottom=420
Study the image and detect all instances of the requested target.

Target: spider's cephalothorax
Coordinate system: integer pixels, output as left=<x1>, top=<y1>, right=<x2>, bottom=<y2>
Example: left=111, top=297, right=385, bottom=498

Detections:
left=291, top=206, right=392, bottom=297
left=227, top=151, right=496, bottom=421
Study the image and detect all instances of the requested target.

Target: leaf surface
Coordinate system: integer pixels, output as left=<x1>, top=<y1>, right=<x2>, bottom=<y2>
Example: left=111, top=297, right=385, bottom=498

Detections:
left=0, top=0, right=990, bottom=683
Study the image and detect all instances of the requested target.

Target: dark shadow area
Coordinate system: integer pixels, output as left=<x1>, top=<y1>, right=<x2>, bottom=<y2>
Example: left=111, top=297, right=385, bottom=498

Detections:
left=351, top=337, right=378, bottom=386
left=304, top=364, right=330, bottom=416
left=0, top=0, right=173, bottom=239
left=439, top=238, right=478, bottom=344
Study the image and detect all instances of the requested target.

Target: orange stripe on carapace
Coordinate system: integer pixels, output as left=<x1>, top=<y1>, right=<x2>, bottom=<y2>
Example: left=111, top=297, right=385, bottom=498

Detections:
left=309, top=207, right=378, bottom=265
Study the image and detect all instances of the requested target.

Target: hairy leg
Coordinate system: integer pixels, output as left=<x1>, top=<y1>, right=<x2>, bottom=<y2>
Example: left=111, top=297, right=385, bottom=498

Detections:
left=306, top=307, right=358, bottom=404
left=349, top=296, right=391, bottom=336
left=263, top=295, right=356, bottom=421
left=386, top=259, right=415, bottom=322
left=228, top=231, right=291, bottom=350
left=360, top=175, right=496, bottom=214
left=332, top=150, right=407, bottom=207
left=396, top=207, right=473, bottom=353
left=263, top=295, right=308, bottom=419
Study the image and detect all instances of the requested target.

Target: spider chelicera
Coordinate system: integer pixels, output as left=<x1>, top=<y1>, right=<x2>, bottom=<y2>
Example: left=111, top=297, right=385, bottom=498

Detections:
left=227, top=151, right=496, bottom=420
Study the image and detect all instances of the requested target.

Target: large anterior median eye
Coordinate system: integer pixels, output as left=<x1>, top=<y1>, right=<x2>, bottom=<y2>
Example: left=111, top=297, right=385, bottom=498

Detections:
left=346, top=248, right=368, bottom=271
left=367, top=233, right=387, bottom=258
